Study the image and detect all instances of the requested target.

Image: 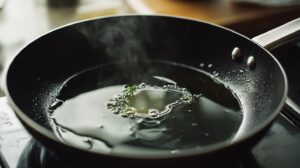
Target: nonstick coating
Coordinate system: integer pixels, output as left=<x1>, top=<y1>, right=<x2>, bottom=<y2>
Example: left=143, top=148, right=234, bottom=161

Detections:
left=4, top=15, right=287, bottom=165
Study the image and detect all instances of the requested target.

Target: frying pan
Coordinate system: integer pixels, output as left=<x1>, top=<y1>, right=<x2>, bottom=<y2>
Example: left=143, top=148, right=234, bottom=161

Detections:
left=2, top=15, right=300, bottom=167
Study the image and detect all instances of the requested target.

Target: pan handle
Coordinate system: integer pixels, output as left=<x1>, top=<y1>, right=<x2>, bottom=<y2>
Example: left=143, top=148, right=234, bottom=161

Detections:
left=252, top=18, right=300, bottom=127
left=252, top=18, right=300, bottom=51
left=282, top=98, right=300, bottom=127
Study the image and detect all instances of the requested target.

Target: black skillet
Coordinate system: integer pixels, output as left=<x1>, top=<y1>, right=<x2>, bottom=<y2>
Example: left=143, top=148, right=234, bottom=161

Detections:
left=2, top=15, right=300, bottom=167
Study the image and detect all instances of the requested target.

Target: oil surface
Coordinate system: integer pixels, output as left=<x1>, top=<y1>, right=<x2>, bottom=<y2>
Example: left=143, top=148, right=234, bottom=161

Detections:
left=48, top=61, right=243, bottom=156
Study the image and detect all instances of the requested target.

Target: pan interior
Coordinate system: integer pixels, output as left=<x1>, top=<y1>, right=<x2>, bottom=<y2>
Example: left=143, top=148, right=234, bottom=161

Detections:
left=47, top=60, right=243, bottom=156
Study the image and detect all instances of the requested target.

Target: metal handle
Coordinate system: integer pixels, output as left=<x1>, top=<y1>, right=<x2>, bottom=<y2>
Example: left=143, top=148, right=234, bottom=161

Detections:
left=252, top=18, right=300, bottom=127
left=282, top=98, right=300, bottom=127
left=252, top=18, right=300, bottom=51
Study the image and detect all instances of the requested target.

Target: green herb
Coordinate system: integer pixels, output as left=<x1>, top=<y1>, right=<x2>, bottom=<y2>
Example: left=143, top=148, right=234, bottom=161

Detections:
left=124, top=84, right=137, bottom=97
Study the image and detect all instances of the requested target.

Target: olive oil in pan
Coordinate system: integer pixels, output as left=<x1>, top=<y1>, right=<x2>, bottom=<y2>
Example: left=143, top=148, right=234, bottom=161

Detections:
left=48, top=61, right=243, bottom=156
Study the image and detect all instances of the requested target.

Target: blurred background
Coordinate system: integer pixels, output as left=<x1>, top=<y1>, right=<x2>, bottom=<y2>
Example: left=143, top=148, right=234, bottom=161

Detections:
left=0, top=0, right=299, bottom=80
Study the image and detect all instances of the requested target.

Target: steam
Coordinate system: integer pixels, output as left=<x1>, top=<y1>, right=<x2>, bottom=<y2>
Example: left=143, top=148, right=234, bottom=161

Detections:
left=80, top=16, right=154, bottom=82
left=98, top=17, right=151, bottom=63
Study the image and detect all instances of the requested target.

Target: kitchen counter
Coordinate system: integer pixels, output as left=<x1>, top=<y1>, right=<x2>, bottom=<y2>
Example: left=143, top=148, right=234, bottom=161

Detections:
left=126, top=0, right=300, bottom=36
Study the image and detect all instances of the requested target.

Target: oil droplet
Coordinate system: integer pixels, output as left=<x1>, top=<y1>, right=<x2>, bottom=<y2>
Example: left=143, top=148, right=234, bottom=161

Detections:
left=106, top=102, right=115, bottom=109
left=199, top=63, right=205, bottom=68
left=121, top=113, right=129, bottom=118
left=170, top=150, right=179, bottom=154
left=231, top=47, right=242, bottom=61
left=99, top=125, right=104, bottom=128
left=208, top=64, right=214, bottom=68
left=192, top=123, right=198, bottom=127
left=213, top=72, right=219, bottom=77
left=112, top=110, right=119, bottom=114
left=247, top=56, right=256, bottom=69
left=161, top=127, right=168, bottom=132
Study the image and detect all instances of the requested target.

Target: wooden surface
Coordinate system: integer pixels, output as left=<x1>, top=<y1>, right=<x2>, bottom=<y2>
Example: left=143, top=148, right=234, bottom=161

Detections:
left=126, top=0, right=300, bottom=37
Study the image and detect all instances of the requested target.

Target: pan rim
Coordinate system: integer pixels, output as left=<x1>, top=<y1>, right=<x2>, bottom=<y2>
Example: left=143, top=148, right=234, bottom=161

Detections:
left=2, top=14, right=288, bottom=159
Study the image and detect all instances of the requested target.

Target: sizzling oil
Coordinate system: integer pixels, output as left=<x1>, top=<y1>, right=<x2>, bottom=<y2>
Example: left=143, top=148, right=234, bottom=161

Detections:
left=48, top=61, right=243, bottom=156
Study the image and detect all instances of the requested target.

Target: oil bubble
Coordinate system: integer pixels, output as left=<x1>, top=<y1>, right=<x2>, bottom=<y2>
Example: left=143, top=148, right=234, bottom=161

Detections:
left=199, top=63, right=205, bottom=68
left=148, top=109, right=160, bottom=118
